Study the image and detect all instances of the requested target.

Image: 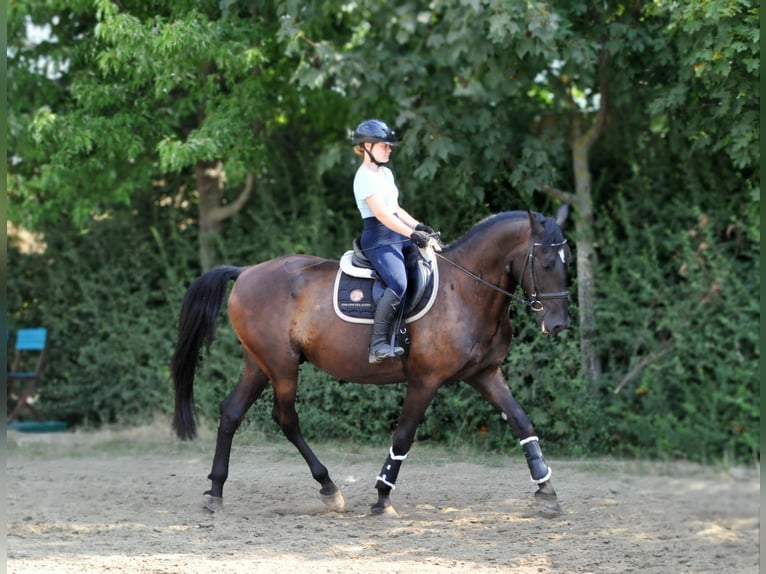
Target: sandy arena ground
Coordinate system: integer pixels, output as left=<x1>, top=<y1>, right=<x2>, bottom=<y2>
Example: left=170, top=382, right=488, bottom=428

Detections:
left=6, top=423, right=760, bottom=573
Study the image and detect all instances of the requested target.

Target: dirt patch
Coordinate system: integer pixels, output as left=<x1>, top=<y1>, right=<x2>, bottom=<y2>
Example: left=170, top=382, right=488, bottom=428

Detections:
left=6, top=425, right=760, bottom=573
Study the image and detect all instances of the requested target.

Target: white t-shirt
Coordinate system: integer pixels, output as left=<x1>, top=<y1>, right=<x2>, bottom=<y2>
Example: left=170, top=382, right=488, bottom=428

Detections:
left=353, top=165, right=399, bottom=219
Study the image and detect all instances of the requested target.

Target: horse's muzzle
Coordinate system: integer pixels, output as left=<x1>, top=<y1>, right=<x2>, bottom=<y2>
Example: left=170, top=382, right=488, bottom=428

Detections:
left=541, top=316, right=570, bottom=337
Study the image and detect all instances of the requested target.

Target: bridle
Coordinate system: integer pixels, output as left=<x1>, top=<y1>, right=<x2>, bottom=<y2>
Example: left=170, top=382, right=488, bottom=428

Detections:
left=434, top=237, right=569, bottom=312
left=516, top=239, right=570, bottom=311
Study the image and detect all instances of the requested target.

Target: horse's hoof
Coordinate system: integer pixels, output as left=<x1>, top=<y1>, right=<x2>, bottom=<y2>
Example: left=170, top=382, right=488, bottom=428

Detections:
left=370, top=503, right=398, bottom=517
left=203, top=493, right=224, bottom=513
left=321, top=489, right=345, bottom=512
left=534, top=481, right=562, bottom=514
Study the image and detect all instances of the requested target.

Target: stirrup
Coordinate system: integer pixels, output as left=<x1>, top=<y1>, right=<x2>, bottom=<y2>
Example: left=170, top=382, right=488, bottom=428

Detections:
left=368, top=344, right=404, bottom=363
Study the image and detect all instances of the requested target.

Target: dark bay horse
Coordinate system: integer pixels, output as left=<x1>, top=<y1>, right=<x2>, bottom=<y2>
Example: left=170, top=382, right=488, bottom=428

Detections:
left=172, top=209, right=572, bottom=515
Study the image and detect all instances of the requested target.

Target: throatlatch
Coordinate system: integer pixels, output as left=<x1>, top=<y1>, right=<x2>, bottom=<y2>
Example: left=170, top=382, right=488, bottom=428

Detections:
left=520, top=436, right=552, bottom=484
left=375, top=447, right=408, bottom=490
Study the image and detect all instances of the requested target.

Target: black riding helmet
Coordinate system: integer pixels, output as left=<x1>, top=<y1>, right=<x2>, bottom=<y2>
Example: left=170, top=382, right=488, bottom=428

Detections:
left=352, top=119, right=401, bottom=147
left=353, top=119, right=400, bottom=167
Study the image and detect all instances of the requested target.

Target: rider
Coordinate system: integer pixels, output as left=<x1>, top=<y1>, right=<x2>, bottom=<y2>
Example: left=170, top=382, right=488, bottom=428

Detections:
left=352, top=118, right=437, bottom=364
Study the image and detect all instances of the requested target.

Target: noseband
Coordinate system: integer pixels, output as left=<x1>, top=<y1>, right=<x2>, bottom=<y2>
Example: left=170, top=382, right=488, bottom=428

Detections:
left=517, top=239, right=570, bottom=312
left=435, top=238, right=569, bottom=311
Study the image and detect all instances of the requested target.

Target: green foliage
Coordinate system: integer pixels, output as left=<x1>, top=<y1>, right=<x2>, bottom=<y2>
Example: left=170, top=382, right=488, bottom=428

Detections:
left=646, top=0, right=759, bottom=171
left=7, top=0, right=759, bottom=465
left=593, top=191, right=759, bottom=463
left=294, top=366, right=406, bottom=441
left=7, top=214, right=190, bottom=425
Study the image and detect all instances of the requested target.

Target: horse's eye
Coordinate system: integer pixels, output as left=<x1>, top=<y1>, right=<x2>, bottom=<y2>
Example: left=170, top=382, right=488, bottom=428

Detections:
left=540, top=250, right=557, bottom=270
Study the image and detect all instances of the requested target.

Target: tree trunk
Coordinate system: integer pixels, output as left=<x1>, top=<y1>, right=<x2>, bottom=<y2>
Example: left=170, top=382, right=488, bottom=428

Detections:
left=544, top=139, right=602, bottom=383
left=196, top=160, right=225, bottom=272
left=542, top=50, right=609, bottom=384
left=570, top=134, right=602, bottom=383
left=195, top=160, right=255, bottom=271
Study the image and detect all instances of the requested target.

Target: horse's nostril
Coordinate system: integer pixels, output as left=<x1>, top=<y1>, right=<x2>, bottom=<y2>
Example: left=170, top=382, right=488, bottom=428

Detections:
left=548, top=322, right=568, bottom=337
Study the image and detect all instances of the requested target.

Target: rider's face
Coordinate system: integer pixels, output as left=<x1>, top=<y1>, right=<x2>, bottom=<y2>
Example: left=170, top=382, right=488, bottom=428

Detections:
left=367, top=142, right=392, bottom=163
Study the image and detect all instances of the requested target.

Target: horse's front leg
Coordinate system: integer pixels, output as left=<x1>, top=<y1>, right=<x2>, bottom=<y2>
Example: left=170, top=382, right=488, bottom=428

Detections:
left=467, top=367, right=561, bottom=513
left=204, top=361, right=268, bottom=512
left=372, top=383, right=439, bottom=516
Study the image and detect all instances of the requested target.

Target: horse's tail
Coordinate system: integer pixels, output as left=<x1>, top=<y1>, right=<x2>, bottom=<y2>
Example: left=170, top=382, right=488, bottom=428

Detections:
left=171, top=265, right=243, bottom=440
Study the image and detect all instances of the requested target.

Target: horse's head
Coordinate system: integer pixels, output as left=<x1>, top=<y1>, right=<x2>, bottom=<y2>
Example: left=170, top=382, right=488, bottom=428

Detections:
left=519, top=207, right=572, bottom=337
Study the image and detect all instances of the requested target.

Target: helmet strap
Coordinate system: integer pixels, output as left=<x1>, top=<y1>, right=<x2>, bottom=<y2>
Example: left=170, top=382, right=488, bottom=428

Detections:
left=364, top=143, right=388, bottom=167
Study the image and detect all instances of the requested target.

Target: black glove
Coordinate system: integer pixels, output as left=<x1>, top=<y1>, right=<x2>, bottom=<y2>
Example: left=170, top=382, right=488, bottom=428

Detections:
left=410, top=230, right=430, bottom=248
left=415, top=223, right=436, bottom=235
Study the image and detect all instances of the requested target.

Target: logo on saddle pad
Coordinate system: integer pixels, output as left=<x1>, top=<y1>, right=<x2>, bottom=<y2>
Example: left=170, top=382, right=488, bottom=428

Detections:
left=333, top=242, right=439, bottom=325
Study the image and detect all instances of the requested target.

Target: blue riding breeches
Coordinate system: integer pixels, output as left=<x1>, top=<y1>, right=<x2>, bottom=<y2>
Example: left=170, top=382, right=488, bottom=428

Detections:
left=360, top=217, right=410, bottom=299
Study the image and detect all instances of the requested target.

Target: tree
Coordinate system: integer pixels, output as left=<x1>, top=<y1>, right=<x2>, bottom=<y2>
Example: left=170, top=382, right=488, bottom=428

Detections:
left=8, top=0, right=100, bottom=225
left=8, top=0, right=758, bottom=462
left=10, top=0, right=297, bottom=270
left=281, top=0, right=645, bottom=382
left=648, top=0, right=759, bottom=173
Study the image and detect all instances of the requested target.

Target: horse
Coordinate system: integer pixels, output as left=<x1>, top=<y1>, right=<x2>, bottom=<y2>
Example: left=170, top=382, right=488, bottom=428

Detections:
left=171, top=208, right=572, bottom=516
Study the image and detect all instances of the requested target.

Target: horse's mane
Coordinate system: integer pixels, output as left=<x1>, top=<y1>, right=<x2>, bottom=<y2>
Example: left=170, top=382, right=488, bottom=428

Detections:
left=443, top=211, right=564, bottom=252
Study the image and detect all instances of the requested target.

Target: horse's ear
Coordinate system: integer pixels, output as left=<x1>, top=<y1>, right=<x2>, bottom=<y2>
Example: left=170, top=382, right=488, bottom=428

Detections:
left=555, top=204, right=569, bottom=227
left=528, top=210, right=545, bottom=239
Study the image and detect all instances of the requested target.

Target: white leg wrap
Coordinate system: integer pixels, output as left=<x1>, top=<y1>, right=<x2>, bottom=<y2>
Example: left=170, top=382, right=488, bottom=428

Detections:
left=389, top=447, right=408, bottom=460
left=520, top=436, right=552, bottom=484
left=376, top=475, right=396, bottom=489
left=531, top=466, right=552, bottom=484
left=375, top=447, right=408, bottom=490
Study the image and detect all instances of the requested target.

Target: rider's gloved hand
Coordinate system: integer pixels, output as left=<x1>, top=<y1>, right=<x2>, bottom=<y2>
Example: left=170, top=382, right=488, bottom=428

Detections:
left=415, top=223, right=436, bottom=235
left=410, top=230, right=430, bottom=248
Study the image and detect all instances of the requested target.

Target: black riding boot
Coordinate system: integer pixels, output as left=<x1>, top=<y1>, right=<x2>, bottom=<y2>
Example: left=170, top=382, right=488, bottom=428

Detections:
left=369, top=288, right=405, bottom=363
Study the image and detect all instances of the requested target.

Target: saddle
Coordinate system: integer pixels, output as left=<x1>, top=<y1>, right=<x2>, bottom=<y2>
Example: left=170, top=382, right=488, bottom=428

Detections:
left=333, top=239, right=439, bottom=326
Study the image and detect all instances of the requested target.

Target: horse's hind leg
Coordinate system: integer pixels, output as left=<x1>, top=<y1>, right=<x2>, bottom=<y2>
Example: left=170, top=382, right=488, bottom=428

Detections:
left=204, top=355, right=269, bottom=512
left=271, top=377, right=345, bottom=511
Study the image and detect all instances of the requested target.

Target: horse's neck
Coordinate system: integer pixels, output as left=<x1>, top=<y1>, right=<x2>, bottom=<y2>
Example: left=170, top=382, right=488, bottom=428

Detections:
left=446, top=219, right=529, bottom=291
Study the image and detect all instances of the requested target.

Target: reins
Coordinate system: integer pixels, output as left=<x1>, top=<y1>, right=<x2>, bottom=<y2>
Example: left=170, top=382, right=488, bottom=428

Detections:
left=434, top=251, right=522, bottom=302
left=434, top=238, right=569, bottom=312
left=293, top=230, right=569, bottom=312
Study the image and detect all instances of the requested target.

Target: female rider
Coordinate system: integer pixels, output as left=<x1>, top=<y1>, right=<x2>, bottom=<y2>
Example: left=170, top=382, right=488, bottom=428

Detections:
left=352, top=119, right=437, bottom=363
